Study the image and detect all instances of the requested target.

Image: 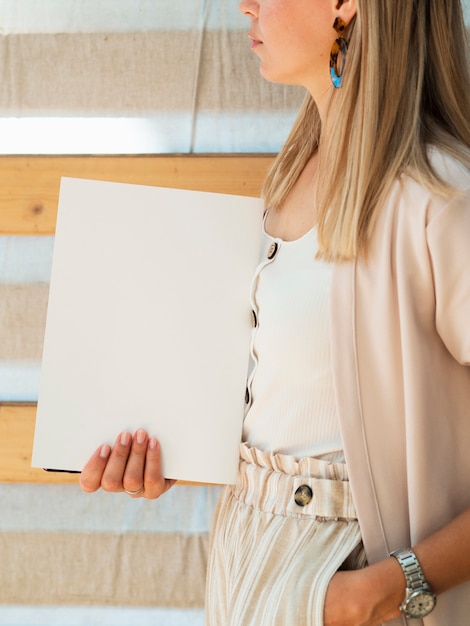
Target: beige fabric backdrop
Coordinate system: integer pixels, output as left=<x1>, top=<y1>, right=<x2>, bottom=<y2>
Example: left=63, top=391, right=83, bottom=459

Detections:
left=0, top=31, right=299, bottom=115
left=0, top=0, right=303, bottom=153
left=0, top=3, right=300, bottom=624
left=1, top=2, right=468, bottom=625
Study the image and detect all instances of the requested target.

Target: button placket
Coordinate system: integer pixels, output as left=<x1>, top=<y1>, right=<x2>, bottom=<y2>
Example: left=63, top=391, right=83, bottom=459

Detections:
left=245, top=237, right=280, bottom=412
left=267, top=241, right=279, bottom=260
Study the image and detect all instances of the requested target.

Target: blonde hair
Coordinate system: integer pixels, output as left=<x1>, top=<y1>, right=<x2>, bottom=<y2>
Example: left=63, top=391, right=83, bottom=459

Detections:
left=263, top=0, right=470, bottom=260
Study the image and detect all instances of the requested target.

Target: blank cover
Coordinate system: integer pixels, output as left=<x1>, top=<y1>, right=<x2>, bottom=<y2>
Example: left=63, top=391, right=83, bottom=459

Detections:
left=32, top=177, right=263, bottom=484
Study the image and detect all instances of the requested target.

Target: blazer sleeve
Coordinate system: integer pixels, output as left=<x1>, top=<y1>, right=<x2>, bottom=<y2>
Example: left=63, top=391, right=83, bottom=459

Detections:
left=426, top=184, right=470, bottom=365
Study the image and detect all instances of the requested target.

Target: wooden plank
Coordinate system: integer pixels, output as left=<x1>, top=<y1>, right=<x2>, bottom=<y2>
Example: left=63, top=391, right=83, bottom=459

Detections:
left=0, top=404, right=213, bottom=485
left=0, top=404, right=78, bottom=483
left=0, top=154, right=273, bottom=235
left=0, top=154, right=272, bottom=482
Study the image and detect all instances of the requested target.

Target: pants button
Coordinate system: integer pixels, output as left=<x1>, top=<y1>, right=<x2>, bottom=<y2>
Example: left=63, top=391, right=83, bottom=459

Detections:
left=294, top=484, right=313, bottom=507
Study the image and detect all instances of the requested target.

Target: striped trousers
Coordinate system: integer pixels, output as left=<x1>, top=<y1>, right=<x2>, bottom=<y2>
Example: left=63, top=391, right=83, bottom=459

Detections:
left=205, top=443, right=367, bottom=626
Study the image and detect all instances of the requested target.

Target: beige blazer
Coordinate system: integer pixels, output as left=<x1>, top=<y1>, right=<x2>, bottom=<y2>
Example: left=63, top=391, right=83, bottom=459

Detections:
left=330, top=150, right=470, bottom=625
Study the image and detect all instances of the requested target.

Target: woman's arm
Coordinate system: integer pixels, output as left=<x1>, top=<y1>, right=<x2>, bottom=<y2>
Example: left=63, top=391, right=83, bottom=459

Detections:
left=324, top=505, right=470, bottom=625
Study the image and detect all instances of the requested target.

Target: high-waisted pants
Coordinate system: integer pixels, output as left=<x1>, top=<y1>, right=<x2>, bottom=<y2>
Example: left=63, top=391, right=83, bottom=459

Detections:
left=205, top=443, right=367, bottom=626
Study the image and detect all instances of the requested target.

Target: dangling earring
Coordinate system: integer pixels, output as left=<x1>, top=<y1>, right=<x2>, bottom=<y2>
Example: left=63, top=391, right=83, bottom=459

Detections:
left=330, top=17, right=348, bottom=88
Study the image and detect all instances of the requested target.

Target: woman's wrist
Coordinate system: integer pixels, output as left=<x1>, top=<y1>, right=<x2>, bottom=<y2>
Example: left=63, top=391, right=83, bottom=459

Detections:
left=361, top=556, right=406, bottom=623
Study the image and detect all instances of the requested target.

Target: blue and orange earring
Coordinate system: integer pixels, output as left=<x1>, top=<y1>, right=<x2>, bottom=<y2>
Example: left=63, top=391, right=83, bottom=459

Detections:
left=329, top=17, right=348, bottom=88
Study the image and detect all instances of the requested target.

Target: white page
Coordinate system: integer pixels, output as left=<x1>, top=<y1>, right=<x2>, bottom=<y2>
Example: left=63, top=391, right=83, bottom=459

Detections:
left=32, top=177, right=263, bottom=484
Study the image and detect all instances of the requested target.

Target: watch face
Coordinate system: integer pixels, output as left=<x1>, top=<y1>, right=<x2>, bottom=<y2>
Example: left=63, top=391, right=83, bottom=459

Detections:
left=407, top=590, right=437, bottom=618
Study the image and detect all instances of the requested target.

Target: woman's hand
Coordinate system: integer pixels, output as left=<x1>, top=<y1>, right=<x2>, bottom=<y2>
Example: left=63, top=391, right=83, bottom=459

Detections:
left=79, top=429, right=176, bottom=499
left=323, top=561, right=404, bottom=626
left=324, top=503, right=470, bottom=625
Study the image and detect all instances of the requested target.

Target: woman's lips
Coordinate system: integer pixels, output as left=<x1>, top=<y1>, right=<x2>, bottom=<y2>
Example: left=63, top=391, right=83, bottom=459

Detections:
left=248, top=33, right=262, bottom=49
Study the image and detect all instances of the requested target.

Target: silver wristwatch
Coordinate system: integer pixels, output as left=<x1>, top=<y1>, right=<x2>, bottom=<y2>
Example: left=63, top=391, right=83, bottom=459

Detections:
left=390, top=548, right=437, bottom=619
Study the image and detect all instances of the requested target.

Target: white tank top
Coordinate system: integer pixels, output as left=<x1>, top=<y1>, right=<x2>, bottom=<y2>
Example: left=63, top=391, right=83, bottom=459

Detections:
left=242, top=221, right=344, bottom=462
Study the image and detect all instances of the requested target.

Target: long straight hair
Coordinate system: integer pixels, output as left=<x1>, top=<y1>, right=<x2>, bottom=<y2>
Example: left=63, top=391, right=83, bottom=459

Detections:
left=262, top=0, right=470, bottom=260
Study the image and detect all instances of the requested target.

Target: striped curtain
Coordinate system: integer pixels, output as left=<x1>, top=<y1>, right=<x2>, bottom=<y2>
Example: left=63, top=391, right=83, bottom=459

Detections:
left=3, top=2, right=468, bottom=625
left=0, top=2, right=300, bottom=625
left=0, top=0, right=302, bottom=154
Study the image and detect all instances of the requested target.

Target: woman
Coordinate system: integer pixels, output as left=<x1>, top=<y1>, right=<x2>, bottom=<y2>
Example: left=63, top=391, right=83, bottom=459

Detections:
left=80, top=1, right=470, bottom=624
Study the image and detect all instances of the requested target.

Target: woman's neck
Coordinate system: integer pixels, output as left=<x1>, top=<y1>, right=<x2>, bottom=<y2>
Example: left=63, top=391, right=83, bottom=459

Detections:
left=265, top=153, right=319, bottom=242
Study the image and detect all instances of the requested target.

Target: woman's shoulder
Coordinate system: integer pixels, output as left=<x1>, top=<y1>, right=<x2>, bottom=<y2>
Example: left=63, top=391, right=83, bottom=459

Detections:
left=389, top=147, right=470, bottom=221
left=371, top=147, right=470, bottom=244
left=427, top=146, right=470, bottom=192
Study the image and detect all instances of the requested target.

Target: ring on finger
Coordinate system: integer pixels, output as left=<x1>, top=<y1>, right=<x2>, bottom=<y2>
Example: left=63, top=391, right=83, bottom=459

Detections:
left=124, top=486, right=144, bottom=496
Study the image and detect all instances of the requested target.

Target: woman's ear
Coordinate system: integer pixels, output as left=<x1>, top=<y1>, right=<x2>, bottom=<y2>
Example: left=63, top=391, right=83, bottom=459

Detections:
left=333, top=0, right=357, bottom=25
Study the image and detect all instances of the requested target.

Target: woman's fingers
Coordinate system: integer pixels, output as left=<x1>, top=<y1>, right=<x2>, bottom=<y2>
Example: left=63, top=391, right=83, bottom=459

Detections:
left=100, top=431, right=134, bottom=493
left=79, top=430, right=175, bottom=500
left=79, top=442, right=112, bottom=493
left=141, top=437, right=176, bottom=499
left=80, top=431, right=135, bottom=494
left=121, top=429, right=149, bottom=496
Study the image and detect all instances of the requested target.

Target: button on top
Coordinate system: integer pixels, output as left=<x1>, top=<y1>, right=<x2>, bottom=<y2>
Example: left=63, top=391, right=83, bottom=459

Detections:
left=294, top=484, right=313, bottom=507
left=267, top=242, right=278, bottom=260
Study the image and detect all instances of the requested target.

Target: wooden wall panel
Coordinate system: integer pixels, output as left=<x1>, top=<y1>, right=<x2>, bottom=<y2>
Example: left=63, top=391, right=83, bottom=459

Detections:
left=0, top=154, right=273, bottom=235
left=0, top=404, right=78, bottom=483
left=0, top=154, right=271, bottom=482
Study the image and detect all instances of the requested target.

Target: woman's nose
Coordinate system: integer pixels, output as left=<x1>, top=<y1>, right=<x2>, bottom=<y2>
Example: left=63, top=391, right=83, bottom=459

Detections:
left=238, top=0, right=257, bottom=17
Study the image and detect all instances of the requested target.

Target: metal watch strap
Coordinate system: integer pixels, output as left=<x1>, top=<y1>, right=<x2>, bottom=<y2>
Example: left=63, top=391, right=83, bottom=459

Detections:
left=390, top=546, right=437, bottom=619
left=390, top=547, right=430, bottom=591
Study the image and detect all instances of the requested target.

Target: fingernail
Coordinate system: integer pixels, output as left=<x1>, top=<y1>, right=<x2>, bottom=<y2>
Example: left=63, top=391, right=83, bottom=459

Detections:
left=136, top=429, right=146, bottom=445
left=99, top=444, right=111, bottom=459
left=120, top=432, right=131, bottom=446
left=149, top=437, right=158, bottom=449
